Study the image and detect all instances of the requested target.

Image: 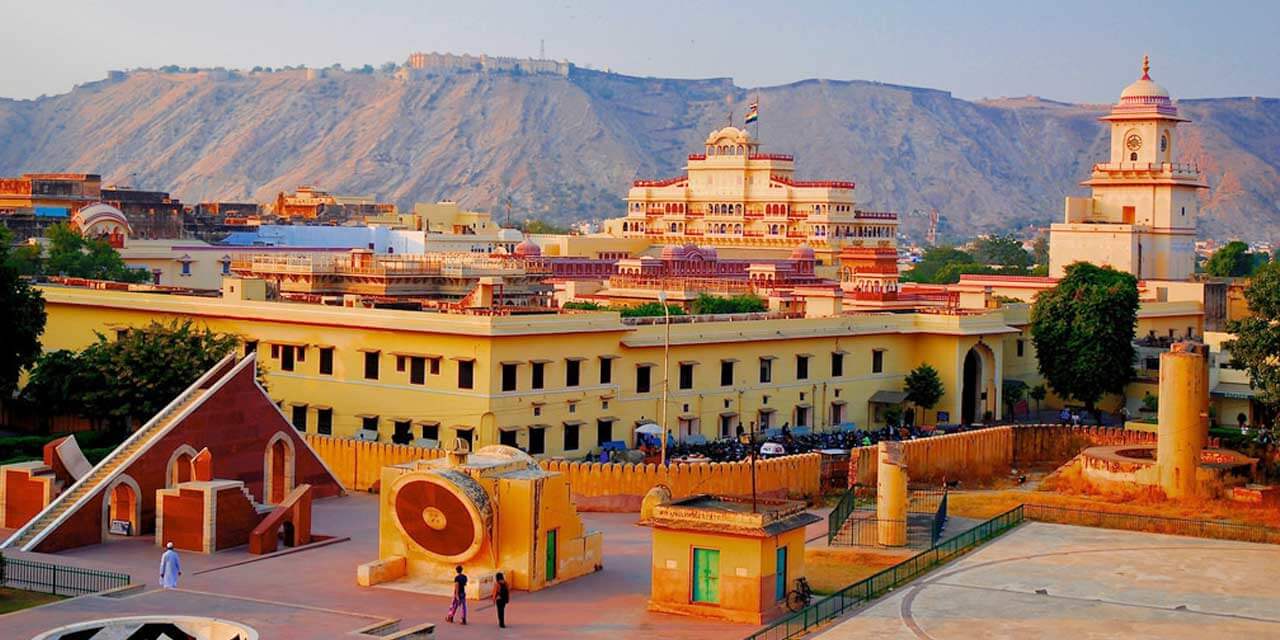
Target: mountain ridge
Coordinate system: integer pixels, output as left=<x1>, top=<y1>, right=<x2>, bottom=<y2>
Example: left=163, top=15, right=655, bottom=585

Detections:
left=0, top=66, right=1277, bottom=241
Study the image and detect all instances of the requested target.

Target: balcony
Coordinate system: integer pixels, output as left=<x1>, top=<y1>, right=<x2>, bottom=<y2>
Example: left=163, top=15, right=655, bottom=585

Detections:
left=633, top=176, right=688, bottom=188
left=748, top=153, right=794, bottom=162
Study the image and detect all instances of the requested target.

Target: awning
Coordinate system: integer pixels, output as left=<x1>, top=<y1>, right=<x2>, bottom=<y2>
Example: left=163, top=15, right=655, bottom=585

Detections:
left=1212, top=383, right=1257, bottom=399
left=868, top=390, right=908, bottom=404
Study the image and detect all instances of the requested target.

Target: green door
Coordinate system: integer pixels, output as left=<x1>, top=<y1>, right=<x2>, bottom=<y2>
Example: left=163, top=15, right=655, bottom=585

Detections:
left=775, top=545, right=788, bottom=601
left=546, top=529, right=557, bottom=582
left=692, top=548, right=720, bottom=603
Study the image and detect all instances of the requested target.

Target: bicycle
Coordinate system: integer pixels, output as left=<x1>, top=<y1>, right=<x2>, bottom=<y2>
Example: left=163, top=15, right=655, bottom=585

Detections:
left=785, top=576, right=813, bottom=612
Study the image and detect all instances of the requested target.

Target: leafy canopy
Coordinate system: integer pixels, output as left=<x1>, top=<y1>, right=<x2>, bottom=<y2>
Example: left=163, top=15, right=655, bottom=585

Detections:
left=1204, top=240, right=1266, bottom=278
left=903, top=364, right=944, bottom=410
left=690, top=294, right=766, bottom=315
left=43, top=223, right=150, bottom=283
left=971, top=234, right=1031, bottom=269
left=20, top=320, right=238, bottom=426
left=1030, top=262, right=1138, bottom=412
left=1224, top=261, right=1280, bottom=416
left=0, top=226, right=47, bottom=395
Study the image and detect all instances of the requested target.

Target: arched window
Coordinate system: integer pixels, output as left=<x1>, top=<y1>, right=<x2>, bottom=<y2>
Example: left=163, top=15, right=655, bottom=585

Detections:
left=1130, top=152, right=1138, bottom=161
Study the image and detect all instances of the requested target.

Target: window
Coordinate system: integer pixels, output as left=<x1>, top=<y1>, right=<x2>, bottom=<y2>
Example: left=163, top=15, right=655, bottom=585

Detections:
left=364, top=351, right=380, bottom=380
left=759, top=357, right=773, bottom=384
left=599, top=357, right=613, bottom=384
left=457, top=360, right=475, bottom=389
left=410, top=357, right=426, bottom=385
left=316, top=408, right=332, bottom=435
left=392, top=420, right=412, bottom=445
left=795, top=406, right=810, bottom=427
left=564, top=423, right=580, bottom=451
left=720, top=360, right=735, bottom=386
left=719, top=414, right=734, bottom=438
left=679, top=363, right=694, bottom=390
left=566, top=359, right=581, bottom=387
left=872, top=350, right=884, bottom=374
left=396, top=356, right=406, bottom=372
left=636, top=365, right=652, bottom=393
left=244, top=340, right=258, bottom=358
left=456, top=428, right=473, bottom=449
left=502, top=363, right=518, bottom=392
left=596, top=419, right=613, bottom=446
left=362, top=416, right=379, bottom=433
left=1016, top=339, right=1025, bottom=358
left=796, top=355, right=809, bottom=380
left=291, top=405, right=307, bottom=431
left=529, top=427, right=546, bottom=455
left=181, top=261, right=191, bottom=276
left=500, top=429, right=518, bottom=447
left=280, top=344, right=295, bottom=371
left=831, top=352, right=844, bottom=377
left=568, top=402, right=577, bottom=414
left=421, top=423, right=440, bottom=441
left=221, top=260, right=231, bottom=275
left=429, top=357, right=440, bottom=375
left=319, top=347, right=334, bottom=375
left=532, top=362, right=546, bottom=389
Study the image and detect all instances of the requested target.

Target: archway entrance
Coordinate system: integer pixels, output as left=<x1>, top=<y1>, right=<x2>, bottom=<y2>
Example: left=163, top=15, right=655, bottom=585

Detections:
left=106, top=481, right=140, bottom=537
left=961, top=345, right=994, bottom=425
left=172, top=453, right=193, bottom=485
left=263, top=433, right=295, bottom=505
left=270, top=440, right=287, bottom=503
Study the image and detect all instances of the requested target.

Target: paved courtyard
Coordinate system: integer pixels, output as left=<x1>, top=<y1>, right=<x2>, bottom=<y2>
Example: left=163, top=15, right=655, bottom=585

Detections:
left=815, top=521, right=1280, bottom=640
left=1, top=492, right=783, bottom=639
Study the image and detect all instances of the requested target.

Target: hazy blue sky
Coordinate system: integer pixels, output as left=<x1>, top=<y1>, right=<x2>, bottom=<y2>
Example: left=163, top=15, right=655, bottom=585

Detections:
left=2, top=0, right=1276, bottom=102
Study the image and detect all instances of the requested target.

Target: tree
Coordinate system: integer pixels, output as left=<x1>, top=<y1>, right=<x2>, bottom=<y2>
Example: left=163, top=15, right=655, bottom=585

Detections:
left=44, top=223, right=150, bottom=283
left=616, top=302, right=684, bottom=318
left=1030, top=262, right=1138, bottom=422
left=690, top=294, right=766, bottom=315
left=1003, top=380, right=1027, bottom=422
left=1029, top=384, right=1047, bottom=418
left=971, top=234, right=1031, bottom=269
left=1031, top=235, right=1049, bottom=267
left=902, top=247, right=973, bottom=283
left=380, top=62, right=398, bottom=73
left=0, top=227, right=46, bottom=396
left=1225, top=261, right=1280, bottom=421
left=19, top=350, right=83, bottom=423
left=522, top=219, right=570, bottom=235
left=903, top=364, right=944, bottom=424
left=1205, top=241, right=1262, bottom=277
left=53, top=321, right=239, bottom=429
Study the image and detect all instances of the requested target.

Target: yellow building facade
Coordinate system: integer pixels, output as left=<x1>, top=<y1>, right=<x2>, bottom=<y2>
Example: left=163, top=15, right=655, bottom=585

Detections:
left=37, top=283, right=1041, bottom=455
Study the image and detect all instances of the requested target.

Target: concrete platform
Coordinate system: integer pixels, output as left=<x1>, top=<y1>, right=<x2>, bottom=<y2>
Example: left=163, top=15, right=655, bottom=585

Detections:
left=814, top=521, right=1280, bottom=639
left=0, top=492, right=752, bottom=638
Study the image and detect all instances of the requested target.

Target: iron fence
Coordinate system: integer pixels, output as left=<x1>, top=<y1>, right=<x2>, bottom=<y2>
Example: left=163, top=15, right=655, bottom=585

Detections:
left=0, top=553, right=131, bottom=596
left=827, top=485, right=947, bottom=548
left=931, top=489, right=949, bottom=546
left=1022, top=504, right=1280, bottom=544
left=748, top=506, right=1024, bottom=640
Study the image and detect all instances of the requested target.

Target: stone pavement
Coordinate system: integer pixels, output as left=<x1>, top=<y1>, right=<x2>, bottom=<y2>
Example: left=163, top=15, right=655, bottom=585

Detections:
left=1, top=493, right=752, bottom=639
left=814, top=521, right=1280, bottom=640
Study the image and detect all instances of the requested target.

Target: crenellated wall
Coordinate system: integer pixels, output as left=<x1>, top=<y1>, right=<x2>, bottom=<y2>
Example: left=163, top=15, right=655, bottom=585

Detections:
left=303, top=434, right=447, bottom=491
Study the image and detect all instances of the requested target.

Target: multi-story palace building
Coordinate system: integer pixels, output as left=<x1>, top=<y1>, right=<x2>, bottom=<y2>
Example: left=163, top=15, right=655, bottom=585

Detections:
left=617, top=127, right=897, bottom=265
left=1049, top=57, right=1207, bottom=281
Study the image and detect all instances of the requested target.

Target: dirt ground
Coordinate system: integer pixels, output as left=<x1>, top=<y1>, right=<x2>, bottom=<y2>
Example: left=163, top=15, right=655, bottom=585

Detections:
left=804, top=547, right=913, bottom=594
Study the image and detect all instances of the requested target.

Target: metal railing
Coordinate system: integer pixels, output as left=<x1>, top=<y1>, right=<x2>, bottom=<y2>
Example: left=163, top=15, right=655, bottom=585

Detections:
left=826, top=489, right=861, bottom=544
left=748, top=506, right=1024, bottom=640
left=932, top=490, right=949, bottom=546
left=0, top=554, right=131, bottom=596
left=827, top=486, right=946, bottom=548
left=1023, top=504, right=1280, bottom=544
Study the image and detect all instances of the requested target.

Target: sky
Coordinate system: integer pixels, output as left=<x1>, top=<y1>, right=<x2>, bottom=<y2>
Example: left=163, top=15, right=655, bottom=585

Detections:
left=1, top=0, right=1277, bottom=103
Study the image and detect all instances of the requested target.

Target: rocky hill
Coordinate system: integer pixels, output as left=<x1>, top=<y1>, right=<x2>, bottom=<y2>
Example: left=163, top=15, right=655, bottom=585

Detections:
left=1, top=66, right=1277, bottom=241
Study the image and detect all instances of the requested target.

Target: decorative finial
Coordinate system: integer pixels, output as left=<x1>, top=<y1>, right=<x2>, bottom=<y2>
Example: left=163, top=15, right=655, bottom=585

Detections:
left=1141, top=55, right=1150, bottom=80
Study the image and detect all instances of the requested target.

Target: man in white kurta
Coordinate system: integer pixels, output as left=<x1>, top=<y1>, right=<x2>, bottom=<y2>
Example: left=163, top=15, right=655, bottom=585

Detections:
left=160, top=542, right=182, bottom=589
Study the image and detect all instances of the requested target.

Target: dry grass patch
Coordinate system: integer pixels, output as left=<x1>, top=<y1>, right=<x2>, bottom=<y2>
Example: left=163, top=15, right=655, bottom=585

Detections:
left=804, top=547, right=913, bottom=594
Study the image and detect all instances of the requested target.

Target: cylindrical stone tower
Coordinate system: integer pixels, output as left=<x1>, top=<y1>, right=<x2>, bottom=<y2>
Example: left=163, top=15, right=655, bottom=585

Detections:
left=876, top=441, right=908, bottom=546
left=1157, top=349, right=1205, bottom=498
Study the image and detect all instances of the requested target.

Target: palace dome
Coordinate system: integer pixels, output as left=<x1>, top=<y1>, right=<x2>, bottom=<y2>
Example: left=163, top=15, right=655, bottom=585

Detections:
left=513, top=239, right=541, bottom=257
left=790, top=244, right=815, bottom=261
left=1118, top=56, right=1172, bottom=106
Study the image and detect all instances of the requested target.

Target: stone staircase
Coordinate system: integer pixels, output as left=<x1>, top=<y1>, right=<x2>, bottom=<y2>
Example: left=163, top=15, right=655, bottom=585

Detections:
left=2, top=390, right=208, bottom=551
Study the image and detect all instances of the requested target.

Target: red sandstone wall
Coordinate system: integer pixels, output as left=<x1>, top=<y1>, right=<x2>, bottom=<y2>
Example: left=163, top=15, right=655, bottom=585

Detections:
left=214, top=487, right=262, bottom=551
left=3, top=469, right=48, bottom=529
left=162, top=489, right=206, bottom=552
left=34, top=492, right=104, bottom=553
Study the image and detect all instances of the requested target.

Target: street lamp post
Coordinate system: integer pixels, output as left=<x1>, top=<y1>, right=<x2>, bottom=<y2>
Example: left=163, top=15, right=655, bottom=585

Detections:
left=659, top=291, right=671, bottom=466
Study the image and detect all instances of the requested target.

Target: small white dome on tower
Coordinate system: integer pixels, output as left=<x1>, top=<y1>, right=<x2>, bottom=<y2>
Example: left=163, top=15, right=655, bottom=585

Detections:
left=1119, top=56, right=1171, bottom=104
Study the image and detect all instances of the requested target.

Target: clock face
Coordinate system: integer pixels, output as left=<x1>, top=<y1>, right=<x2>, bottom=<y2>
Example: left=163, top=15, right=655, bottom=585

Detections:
left=1126, top=134, right=1143, bottom=151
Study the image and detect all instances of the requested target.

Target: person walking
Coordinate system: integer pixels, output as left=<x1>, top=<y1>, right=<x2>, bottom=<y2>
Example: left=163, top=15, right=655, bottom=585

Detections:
left=446, top=565, right=468, bottom=625
left=493, top=571, right=510, bottom=628
left=159, top=542, right=182, bottom=589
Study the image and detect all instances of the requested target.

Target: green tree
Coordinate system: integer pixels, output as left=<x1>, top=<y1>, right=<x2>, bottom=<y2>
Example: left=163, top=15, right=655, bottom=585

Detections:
left=19, top=350, right=84, bottom=423
left=44, top=223, right=149, bottom=283
left=690, top=294, right=767, bottom=315
left=903, top=364, right=944, bottom=424
left=616, top=302, right=684, bottom=318
left=1205, top=240, right=1261, bottom=277
left=1029, top=384, right=1047, bottom=418
left=1031, top=235, right=1049, bottom=267
left=1031, top=262, right=1139, bottom=422
left=902, top=246, right=973, bottom=283
left=1003, top=380, right=1027, bottom=421
left=71, top=320, right=239, bottom=428
left=971, top=234, right=1031, bottom=269
left=0, top=227, right=47, bottom=396
left=561, top=301, right=605, bottom=311
left=380, top=61, right=397, bottom=73
left=522, top=219, right=570, bottom=235
left=1225, top=261, right=1280, bottom=421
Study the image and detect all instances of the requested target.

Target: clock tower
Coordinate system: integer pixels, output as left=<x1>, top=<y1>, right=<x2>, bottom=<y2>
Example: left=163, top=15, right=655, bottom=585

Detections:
left=1049, top=56, right=1207, bottom=281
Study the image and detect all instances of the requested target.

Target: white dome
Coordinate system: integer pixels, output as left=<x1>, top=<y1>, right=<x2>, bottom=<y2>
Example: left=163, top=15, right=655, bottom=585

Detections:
left=1118, top=56, right=1172, bottom=105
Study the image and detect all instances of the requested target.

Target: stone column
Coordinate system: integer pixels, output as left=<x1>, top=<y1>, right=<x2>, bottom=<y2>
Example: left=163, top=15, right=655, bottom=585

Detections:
left=876, top=441, right=908, bottom=546
left=1157, top=347, right=1205, bottom=499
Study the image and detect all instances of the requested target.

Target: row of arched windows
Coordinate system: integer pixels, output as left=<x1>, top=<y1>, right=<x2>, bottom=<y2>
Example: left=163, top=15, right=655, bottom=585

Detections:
left=706, top=144, right=750, bottom=156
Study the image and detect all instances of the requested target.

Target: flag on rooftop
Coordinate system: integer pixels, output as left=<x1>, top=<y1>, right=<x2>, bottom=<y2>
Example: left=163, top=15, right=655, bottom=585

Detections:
left=744, top=101, right=758, bottom=124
